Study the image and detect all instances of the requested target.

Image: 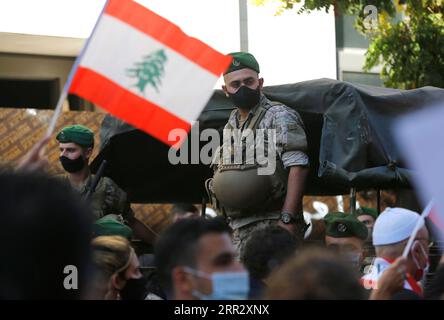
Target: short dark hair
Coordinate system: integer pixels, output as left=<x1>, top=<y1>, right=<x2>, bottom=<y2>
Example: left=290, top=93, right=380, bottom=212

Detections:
left=264, top=247, right=366, bottom=300
left=154, top=216, right=230, bottom=292
left=170, top=203, right=199, bottom=216
left=241, top=226, right=299, bottom=280
left=0, top=170, right=92, bottom=299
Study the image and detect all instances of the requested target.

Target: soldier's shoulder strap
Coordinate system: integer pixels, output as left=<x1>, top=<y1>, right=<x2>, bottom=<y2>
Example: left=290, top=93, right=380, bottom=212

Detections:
left=82, top=174, right=96, bottom=196
left=246, top=100, right=281, bottom=131
left=225, top=101, right=282, bottom=131
left=225, top=108, right=238, bottom=130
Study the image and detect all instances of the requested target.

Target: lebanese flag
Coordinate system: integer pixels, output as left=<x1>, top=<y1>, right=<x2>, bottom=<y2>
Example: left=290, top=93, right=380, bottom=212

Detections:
left=69, top=0, right=231, bottom=146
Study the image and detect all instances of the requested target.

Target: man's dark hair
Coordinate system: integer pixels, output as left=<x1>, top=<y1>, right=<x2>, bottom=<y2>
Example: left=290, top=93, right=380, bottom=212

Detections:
left=264, top=247, right=366, bottom=300
left=0, top=170, right=92, bottom=299
left=170, top=203, right=199, bottom=217
left=154, top=216, right=230, bottom=293
left=241, top=226, right=299, bottom=280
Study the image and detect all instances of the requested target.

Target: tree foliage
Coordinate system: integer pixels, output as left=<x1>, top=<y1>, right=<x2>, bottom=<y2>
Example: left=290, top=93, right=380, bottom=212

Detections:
left=254, top=0, right=444, bottom=89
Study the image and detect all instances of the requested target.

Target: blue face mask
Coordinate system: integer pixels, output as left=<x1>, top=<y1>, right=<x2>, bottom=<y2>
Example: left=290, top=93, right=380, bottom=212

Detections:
left=184, top=267, right=250, bottom=300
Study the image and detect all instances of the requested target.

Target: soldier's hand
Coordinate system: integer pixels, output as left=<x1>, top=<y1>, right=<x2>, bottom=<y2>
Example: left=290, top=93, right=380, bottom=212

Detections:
left=17, top=136, right=50, bottom=172
left=102, top=181, right=128, bottom=216
left=277, top=220, right=305, bottom=242
left=102, top=183, right=117, bottom=215
left=278, top=220, right=295, bottom=234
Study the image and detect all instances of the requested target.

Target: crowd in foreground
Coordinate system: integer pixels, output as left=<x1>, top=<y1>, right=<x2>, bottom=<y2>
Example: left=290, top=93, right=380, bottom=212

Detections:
left=0, top=169, right=443, bottom=300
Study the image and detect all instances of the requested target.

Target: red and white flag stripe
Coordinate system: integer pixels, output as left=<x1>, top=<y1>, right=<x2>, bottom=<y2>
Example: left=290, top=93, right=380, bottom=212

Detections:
left=69, top=0, right=231, bottom=146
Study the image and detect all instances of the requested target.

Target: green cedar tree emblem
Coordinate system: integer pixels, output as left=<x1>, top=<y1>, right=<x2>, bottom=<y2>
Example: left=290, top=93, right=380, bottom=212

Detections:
left=126, top=49, right=168, bottom=95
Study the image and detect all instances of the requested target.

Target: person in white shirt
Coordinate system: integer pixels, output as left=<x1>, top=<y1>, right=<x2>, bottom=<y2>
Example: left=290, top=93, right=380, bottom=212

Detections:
left=361, top=207, right=430, bottom=299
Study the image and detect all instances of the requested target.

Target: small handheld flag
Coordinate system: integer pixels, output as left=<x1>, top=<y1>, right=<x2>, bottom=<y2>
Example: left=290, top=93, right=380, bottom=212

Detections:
left=48, top=0, right=232, bottom=147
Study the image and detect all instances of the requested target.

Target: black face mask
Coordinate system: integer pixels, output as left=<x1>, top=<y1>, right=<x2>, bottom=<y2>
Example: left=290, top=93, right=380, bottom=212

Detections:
left=59, top=155, right=85, bottom=173
left=120, top=277, right=146, bottom=300
left=228, top=85, right=261, bottom=110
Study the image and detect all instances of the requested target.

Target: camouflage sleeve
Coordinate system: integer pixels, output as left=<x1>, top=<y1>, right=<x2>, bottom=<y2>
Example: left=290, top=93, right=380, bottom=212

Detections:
left=102, top=178, right=134, bottom=220
left=281, top=150, right=309, bottom=168
left=272, top=106, right=309, bottom=168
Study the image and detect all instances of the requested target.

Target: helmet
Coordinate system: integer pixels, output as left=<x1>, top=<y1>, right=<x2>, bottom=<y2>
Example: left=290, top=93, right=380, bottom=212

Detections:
left=212, top=167, right=271, bottom=210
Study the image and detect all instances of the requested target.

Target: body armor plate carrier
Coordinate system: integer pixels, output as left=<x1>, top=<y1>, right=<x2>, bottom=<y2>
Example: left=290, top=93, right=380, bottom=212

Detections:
left=206, top=101, right=288, bottom=219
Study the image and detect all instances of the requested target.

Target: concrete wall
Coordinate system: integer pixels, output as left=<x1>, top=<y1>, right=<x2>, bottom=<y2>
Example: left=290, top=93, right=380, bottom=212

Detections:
left=0, top=52, right=79, bottom=109
left=0, top=52, right=74, bottom=92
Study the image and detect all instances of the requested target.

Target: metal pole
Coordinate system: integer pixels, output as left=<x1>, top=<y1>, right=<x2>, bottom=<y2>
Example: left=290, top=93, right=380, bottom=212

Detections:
left=350, top=187, right=356, bottom=214
left=201, top=197, right=207, bottom=218
left=376, top=189, right=381, bottom=214
left=239, top=0, right=249, bottom=52
left=46, top=0, right=109, bottom=137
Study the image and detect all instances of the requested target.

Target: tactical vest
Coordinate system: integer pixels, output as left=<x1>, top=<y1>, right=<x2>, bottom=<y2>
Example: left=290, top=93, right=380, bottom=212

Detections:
left=207, top=102, right=288, bottom=219
left=63, top=174, right=129, bottom=220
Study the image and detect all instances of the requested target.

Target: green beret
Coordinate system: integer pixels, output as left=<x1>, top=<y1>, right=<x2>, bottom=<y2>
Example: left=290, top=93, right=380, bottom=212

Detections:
left=224, top=52, right=260, bottom=75
left=56, top=125, right=94, bottom=147
left=93, top=214, right=133, bottom=240
left=324, top=212, right=368, bottom=240
left=353, top=206, right=378, bottom=221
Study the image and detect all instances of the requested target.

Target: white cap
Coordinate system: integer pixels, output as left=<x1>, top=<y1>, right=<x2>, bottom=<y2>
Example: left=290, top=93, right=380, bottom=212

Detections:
left=372, top=207, right=424, bottom=246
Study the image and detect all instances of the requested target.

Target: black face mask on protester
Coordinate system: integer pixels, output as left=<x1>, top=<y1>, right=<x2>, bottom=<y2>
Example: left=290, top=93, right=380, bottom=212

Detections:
left=120, top=277, right=147, bottom=300
left=59, top=155, right=86, bottom=173
left=228, top=85, right=261, bottom=110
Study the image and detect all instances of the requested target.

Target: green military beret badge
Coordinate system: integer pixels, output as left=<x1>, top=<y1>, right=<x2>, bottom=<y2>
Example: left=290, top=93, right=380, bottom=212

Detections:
left=324, top=212, right=368, bottom=240
left=224, top=52, right=260, bottom=75
left=56, top=124, right=94, bottom=147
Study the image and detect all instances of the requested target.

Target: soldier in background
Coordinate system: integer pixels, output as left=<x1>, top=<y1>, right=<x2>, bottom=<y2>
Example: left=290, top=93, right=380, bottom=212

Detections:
left=353, top=206, right=378, bottom=240
left=207, top=52, right=310, bottom=256
left=324, top=212, right=368, bottom=272
left=56, top=125, right=156, bottom=245
left=353, top=206, right=379, bottom=268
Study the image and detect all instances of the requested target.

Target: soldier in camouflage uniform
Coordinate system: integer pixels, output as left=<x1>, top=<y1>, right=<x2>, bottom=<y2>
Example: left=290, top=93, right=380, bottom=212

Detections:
left=56, top=125, right=156, bottom=245
left=207, top=52, right=310, bottom=256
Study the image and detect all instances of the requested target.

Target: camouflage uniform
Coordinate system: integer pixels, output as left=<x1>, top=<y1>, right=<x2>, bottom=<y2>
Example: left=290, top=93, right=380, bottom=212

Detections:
left=61, top=174, right=134, bottom=221
left=211, top=94, right=309, bottom=256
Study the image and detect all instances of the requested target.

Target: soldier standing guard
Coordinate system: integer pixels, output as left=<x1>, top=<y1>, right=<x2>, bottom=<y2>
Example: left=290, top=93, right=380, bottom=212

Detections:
left=324, top=212, right=368, bottom=271
left=207, top=52, right=310, bottom=256
left=56, top=124, right=156, bottom=245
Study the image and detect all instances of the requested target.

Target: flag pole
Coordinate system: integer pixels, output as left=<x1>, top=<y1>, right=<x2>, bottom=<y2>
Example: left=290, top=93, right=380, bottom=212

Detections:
left=402, top=201, right=433, bottom=258
left=45, top=0, right=110, bottom=138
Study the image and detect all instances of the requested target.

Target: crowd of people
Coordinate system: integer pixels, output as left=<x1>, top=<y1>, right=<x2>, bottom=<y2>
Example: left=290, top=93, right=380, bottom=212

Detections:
left=2, top=51, right=444, bottom=300
left=1, top=164, right=444, bottom=299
